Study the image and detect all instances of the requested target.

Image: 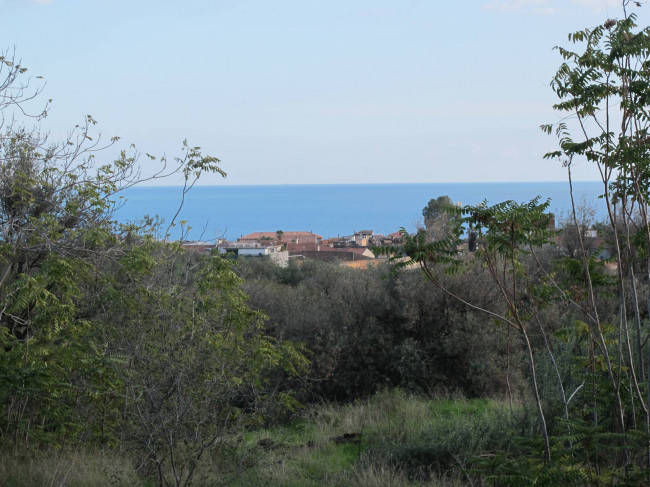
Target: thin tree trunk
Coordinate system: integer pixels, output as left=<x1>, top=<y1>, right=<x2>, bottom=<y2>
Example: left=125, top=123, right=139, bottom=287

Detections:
left=522, top=328, right=551, bottom=462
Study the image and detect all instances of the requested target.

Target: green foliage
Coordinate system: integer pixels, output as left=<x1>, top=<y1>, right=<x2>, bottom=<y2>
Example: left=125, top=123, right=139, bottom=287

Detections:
left=368, top=400, right=522, bottom=479
left=466, top=197, right=553, bottom=255
left=0, top=252, right=118, bottom=448
left=421, top=195, right=459, bottom=242
left=374, top=6, right=650, bottom=480
left=476, top=422, right=650, bottom=487
left=8, top=7, right=650, bottom=484
left=89, top=244, right=306, bottom=485
left=0, top=50, right=308, bottom=487
left=541, top=8, right=650, bottom=459
left=396, top=197, right=553, bottom=281
left=237, top=258, right=514, bottom=401
left=422, top=195, right=453, bottom=222
left=234, top=390, right=524, bottom=486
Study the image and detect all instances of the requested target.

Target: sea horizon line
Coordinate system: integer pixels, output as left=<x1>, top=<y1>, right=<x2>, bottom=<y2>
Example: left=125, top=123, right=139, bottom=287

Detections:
left=132, top=180, right=603, bottom=189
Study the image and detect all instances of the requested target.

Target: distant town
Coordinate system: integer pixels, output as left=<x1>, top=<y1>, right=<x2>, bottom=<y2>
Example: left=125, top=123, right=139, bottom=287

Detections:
left=181, top=216, right=615, bottom=269
left=181, top=229, right=405, bottom=268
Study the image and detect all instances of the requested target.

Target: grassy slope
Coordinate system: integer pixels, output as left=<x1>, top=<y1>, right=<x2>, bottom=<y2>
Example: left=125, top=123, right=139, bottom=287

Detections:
left=235, top=389, right=522, bottom=487
left=0, top=390, right=526, bottom=486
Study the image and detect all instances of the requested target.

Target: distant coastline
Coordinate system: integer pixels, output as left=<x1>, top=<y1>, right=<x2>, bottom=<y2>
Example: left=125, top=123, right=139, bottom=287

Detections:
left=116, top=182, right=605, bottom=241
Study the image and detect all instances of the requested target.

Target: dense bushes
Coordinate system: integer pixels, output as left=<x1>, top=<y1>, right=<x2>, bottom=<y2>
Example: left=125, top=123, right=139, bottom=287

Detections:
left=236, top=258, right=516, bottom=402
left=0, top=53, right=307, bottom=486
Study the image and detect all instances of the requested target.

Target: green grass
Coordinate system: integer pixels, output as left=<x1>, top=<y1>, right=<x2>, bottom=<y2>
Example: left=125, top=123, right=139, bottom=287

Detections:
left=233, top=389, right=523, bottom=487
left=0, top=391, right=526, bottom=486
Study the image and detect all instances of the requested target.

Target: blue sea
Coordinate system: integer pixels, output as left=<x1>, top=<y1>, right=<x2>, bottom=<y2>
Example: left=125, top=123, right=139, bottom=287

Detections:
left=115, top=182, right=606, bottom=241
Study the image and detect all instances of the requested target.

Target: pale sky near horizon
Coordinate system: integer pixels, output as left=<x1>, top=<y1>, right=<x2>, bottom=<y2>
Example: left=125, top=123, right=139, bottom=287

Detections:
left=0, top=0, right=645, bottom=185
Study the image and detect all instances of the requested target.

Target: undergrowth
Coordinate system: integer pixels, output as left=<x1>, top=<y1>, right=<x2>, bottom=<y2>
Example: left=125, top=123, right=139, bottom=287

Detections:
left=0, top=449, right=142, bottom=487
left=0, top=390, right=531, bottom=486
left=234, top=389, right=523, bottom=486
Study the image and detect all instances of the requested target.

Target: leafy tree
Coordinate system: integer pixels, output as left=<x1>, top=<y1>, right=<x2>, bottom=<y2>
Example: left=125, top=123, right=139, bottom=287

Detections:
left=389, top=4, right=650, bottom=477
left=542, top=7, right=650, bottom=464
left=421, top=195, right=456, bottom=241
left=0, top=51, right=309, bottom=487
left=422, top=195, right=453, bottom=223
left=95, top=243, right=307, bottom=486
left=395, top=198, right=557, bottom=461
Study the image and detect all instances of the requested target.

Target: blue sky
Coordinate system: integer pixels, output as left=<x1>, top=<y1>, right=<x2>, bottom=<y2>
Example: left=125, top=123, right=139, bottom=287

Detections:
left=0, top=0, right=642, bottom=185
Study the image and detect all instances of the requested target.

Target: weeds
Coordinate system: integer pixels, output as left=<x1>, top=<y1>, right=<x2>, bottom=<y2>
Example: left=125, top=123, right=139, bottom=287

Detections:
left=0, top=390, right=534, bottom=486
left=235, top=389, right=523, bottom=486
left=0, top=449, right=142, bottom=487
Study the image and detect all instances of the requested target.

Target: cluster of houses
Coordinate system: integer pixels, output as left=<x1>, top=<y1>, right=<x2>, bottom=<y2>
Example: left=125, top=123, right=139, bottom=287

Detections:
left=181, top=230, right=404, bottom=268
left=180, top=218, right=614, bottom=269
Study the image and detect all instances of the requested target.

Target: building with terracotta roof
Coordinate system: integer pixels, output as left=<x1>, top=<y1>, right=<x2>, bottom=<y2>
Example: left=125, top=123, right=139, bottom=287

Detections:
left=285, top=241, right=322, bottom=253
left=388, top=231, right=404, bottom=244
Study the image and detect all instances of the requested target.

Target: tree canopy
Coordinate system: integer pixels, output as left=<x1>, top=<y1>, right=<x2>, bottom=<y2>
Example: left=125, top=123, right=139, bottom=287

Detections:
left=0, top=51, right=306, bottom=486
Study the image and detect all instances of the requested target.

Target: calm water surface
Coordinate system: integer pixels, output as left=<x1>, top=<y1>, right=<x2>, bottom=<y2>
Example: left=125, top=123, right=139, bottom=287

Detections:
left=116, top=182, right=605, bottom=241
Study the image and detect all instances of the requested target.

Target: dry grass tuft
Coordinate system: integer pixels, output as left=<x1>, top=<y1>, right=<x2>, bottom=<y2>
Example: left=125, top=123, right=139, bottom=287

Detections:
left=0, top=449, right=141, bottom=487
